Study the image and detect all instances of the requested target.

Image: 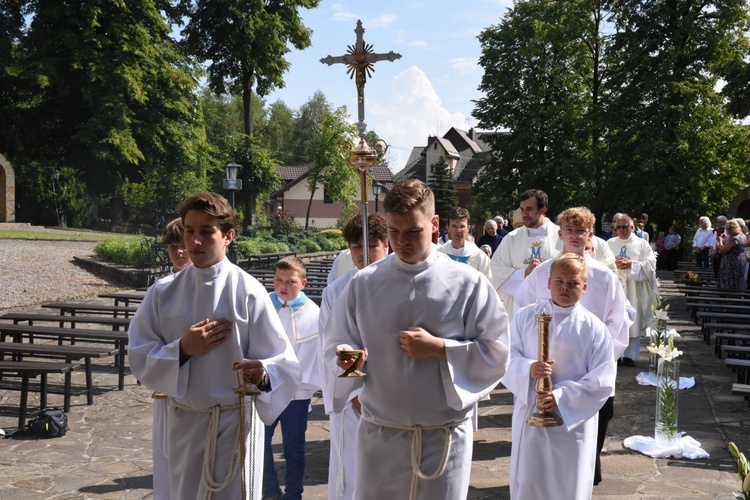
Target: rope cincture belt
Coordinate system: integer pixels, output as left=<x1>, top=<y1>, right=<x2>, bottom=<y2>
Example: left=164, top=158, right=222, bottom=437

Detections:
left=170, top=397, right=248, bottom=500
left=360, top=413, right=470, bottom=500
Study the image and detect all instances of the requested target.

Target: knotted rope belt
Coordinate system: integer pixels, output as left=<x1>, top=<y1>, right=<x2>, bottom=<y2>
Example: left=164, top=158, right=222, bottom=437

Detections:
left=170, top=395, right=255, bottom=500
left=360, top=413, right=469, bottom=500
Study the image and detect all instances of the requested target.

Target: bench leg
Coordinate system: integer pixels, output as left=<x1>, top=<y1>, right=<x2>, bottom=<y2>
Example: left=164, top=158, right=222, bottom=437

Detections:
left=64, top=369, right=72, bottom=412
left=118, top=342, right=125, bottom=391
left=85, top=358, right=93, bottom=405
left=18, top=375, right=29, bottom=430
left=40, top=373, right=47, bottom=408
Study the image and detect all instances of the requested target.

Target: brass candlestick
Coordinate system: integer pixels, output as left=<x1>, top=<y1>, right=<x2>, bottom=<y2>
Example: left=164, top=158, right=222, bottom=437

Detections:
left=526, top=313, right=563, bottom=427
left=337, top=349, right=366, bottom=378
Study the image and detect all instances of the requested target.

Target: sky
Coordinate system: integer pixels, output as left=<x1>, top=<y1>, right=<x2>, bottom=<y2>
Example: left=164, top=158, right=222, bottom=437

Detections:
left=264, top=0, right=514, bottom=172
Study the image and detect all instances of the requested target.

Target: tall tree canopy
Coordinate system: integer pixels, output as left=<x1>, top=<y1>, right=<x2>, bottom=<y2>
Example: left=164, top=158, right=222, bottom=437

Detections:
left=6, top=0, right=211, bottom=225
left=604, top=0, right=750, bottom=229
left=429, top=156, right=459, bottom=226
left=306, top=105, right=358, bottom=229
left=473, top=0, right=750, bottom=232
left=181, top=0, right=321, bottom=137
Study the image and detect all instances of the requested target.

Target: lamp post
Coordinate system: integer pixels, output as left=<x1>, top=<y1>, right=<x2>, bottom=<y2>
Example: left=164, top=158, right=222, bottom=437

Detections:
left=372, top=181, right=383, bottom=213
left=222, top=162, right=242, bottom=264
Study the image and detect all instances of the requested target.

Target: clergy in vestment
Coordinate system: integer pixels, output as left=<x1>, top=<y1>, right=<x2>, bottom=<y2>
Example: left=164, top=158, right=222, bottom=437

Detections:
left=318, top=212, right=390, bottom=500
left=325, top=180, right=510, bottom=500
left=128, top=193, right=302, bottom=500
left=490, top=189, right=560, bottom=317
left=607, top=215, right=659, bottom=364
left=503, top=255, right=616, bottom=500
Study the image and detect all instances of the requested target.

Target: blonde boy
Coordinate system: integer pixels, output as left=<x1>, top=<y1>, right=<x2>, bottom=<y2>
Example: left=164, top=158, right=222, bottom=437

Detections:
left=263, top=257, right=320, bottom=500
left=503, top=253, right=616, bottom=499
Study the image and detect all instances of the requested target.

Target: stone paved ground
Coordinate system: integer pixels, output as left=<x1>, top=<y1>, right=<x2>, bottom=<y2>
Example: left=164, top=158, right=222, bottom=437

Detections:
left=0, top=271, right=748, bottom=499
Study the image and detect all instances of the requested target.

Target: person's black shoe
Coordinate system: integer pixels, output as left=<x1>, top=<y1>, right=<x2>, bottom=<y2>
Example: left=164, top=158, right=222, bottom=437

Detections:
left=622, top=357, right=636, bottom=367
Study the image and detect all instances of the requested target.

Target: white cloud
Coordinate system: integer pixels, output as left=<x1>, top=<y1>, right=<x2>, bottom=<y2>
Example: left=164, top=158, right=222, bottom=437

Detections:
left=447, top=57, right=479, bottom=72
left=367, top=14, right=398, bottom=29
left=330, top=4, right=358, bottom=22
left=367, top=66, right=469, bottom=173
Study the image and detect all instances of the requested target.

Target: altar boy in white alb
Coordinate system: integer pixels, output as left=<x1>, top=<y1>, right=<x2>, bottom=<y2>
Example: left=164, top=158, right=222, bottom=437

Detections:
left=128, top=193, right=302, bottom=500
left=503, top=254, right=616, bottom=500
left=318, top=212, right=390, bottom=500
left=437, top=207, right=492, bottom=281
left=325, top=179, right=510, bottom=500
left=263, top=256, right=321, bottom=500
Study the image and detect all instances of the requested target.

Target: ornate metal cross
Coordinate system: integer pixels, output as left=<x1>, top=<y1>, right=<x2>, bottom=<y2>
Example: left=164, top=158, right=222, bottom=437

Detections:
left=320, top=19, right=401, bottom=138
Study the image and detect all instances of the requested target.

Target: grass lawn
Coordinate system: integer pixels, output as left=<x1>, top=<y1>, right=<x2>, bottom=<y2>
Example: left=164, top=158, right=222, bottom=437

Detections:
left=0, top=228, right=133, bottom=242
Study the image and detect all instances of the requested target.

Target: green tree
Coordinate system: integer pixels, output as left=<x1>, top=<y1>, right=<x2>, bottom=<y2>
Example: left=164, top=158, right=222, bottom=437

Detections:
left=306, top=107, right=358, bottom=229
left=261, top=100, right=296, bottom=165
left=224, top=134, right=280, bottom=231
left=0, top=0, right=26, bottom=156
left=200, top=89, right=266, bottom=150
left=11, top=0, right=210, bottom=225
left=181, top=0, right=321, bottom=137
left=287, top=90, right=331, bottom=164
left=605, top=0, right=750, bottom=230
left=429, top=156, right=458, bottom=225
left=473, top=0, right=594, bottom=219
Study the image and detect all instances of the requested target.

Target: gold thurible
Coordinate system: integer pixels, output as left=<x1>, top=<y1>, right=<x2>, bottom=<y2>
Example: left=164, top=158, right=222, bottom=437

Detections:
left=526, top=313, right=563, bottom=427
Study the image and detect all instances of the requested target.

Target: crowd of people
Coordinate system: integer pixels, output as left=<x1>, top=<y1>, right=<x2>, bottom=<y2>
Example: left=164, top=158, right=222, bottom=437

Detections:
left=126, top=184, right=747, bottom=500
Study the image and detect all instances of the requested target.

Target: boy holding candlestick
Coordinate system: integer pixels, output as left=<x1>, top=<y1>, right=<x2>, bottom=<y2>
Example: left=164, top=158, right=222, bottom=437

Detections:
left=502, top=253, right=617, bottom=500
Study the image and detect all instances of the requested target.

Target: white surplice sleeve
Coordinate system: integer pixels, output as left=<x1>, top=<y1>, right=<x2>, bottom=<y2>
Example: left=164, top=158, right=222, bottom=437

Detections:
left=128, top=281, right=188, bottom=398
left=441, top=275, right=510, bottom=411
left=323, top=279, right=365, bottom=412
left=552, top=316, right=616, bottom=432
left=239, top=287, right=302, bottom=424
left=499, top=305, right=537, bottom=409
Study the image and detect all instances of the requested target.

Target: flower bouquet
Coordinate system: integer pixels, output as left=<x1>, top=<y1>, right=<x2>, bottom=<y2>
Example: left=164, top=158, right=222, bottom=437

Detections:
left=647, top=336, right=683, bottom=446
left=683, top=271, right=702, bottom=286
left=648, top=299, right=670, bottom=373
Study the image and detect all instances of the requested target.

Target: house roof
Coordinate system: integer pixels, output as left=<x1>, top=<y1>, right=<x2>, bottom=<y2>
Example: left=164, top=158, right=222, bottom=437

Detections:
left=393, top=154, right=427, bottom=183
left=272, top=162, right=394, bottom=198
left=443, top=127, right=484, bottom=154
left=456, top=151, right=492, bottom=183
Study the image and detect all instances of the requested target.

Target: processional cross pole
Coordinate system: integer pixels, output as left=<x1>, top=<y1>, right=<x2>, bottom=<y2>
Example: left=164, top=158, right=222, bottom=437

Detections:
left=321, top=20, right=401, bottom=265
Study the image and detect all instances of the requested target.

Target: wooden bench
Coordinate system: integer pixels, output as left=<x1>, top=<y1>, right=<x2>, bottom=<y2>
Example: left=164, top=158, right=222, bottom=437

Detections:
left=731, top=383, right=750, bottom=406
left=0, top=324, right=129, bottom=390
left=721, top=345, right=750, bottom=360
left=713, top=332, right=750, bottom=356
left=725, top=358, right=750, bottom=384
left=242, top=251, right=297, bottom=270
left=0, top=313, right=130, bottom=331
left=42, top=302, right=139, bottom=318
left=0, top=360, right=78, bottom=429
left=98, top=291, right=146, bottom=307
left=702, top=321, right=750, bottom=345
left=0, top=342, right=118, bottom=405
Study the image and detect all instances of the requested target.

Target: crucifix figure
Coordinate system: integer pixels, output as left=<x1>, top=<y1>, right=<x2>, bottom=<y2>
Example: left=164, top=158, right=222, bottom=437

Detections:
left=320, top=19, right=402, bottom=137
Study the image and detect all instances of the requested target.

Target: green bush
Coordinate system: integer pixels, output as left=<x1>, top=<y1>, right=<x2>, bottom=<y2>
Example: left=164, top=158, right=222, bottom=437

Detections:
left=236, top=238, right=291, bottom=255
left=298, top=238, right=322, bottom=253
left=94, top=237, right=151, bottom=267
left=318, top=229, right=342, bottom=239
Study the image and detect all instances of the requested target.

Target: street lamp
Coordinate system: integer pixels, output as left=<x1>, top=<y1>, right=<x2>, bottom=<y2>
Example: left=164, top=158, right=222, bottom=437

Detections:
left=372, top=181, right=383, bottom=213
left=222, top=162, right=242, bottom=264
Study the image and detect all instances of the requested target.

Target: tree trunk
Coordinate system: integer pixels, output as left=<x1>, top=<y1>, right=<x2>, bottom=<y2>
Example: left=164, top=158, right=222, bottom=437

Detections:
left=305, top=185, right=315, bottom=230
left=242, top=68, right=254, bottom=136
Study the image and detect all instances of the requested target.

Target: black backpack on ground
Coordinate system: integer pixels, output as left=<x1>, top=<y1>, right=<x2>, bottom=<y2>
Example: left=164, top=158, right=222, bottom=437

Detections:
left=26, top=408, right=68, bottom=438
